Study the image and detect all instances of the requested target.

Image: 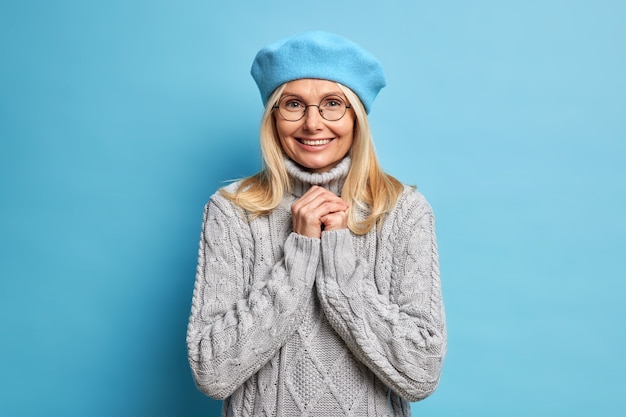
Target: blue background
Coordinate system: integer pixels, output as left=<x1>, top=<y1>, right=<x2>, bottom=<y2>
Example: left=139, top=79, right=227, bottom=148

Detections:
left=1, top=1, right=624, bottom=416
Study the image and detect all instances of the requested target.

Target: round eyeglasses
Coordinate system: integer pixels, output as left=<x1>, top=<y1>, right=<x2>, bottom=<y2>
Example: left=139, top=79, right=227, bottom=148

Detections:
left=273, top=95, right=352, bottom=122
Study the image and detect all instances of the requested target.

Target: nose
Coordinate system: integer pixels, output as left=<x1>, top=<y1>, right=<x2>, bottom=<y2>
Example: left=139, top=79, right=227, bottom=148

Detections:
left=302, top=105, right=324, bottom=130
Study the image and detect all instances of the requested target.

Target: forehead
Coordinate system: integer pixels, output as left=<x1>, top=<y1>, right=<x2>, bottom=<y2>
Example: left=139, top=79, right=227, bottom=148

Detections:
left=282, top=79, right=344, bottom=98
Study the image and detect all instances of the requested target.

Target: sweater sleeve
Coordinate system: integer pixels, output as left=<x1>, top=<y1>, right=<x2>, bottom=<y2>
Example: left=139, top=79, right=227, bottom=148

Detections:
left=316, top=190, right=446, bottom=402
left=186, top=194, right=320, bottom=400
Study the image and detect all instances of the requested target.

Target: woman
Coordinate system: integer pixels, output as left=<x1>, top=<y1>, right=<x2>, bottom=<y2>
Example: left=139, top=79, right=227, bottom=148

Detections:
left=187, top=31, right=446, bottom=417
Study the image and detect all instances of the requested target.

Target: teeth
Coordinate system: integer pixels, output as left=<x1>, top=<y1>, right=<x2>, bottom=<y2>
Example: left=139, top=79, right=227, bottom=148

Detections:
left=301, top=139, right=331, bottom=146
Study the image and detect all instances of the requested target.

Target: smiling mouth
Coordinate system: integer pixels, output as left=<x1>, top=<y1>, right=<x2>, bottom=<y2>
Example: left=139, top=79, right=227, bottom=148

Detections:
left=297, top=138, right=333, bottom=146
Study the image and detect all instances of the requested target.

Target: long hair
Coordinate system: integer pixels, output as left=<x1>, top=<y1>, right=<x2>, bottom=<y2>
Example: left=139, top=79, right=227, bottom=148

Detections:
left=221, top=82, right=404, bottom=235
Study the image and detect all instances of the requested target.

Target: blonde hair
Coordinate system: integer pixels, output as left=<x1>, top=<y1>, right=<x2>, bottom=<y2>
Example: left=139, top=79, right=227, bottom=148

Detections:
left=221, top=82, right=404, bottom=235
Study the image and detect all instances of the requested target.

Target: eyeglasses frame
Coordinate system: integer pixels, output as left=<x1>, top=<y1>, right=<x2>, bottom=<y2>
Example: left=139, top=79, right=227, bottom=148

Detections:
left=272, top=94, right=352, bottom=122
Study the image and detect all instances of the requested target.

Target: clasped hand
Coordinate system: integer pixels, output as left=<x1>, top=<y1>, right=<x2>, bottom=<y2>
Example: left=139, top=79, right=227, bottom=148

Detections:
left=291, top=186, right=349, bottom=238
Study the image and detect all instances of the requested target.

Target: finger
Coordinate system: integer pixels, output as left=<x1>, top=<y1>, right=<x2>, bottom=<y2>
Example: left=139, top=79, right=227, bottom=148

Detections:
left=291, top=186, right=349, bottom=238
left=294, top=186, right=335, bottom=209
left=295, top=201, right=347, bottom=227
left=292, top=200, right=348, bottom=237
left=321, top=211, right=348, bottom=231
left=293, top=186, right=347, bottom=212
left=301, top=185, right=345, bottom=204
left=315, top=201, right=349, bottom=216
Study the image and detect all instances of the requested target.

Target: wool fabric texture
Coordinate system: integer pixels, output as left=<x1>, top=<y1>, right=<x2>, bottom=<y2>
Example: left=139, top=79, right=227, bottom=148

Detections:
left=251, top=31, right=386, bottom=113
left=187, top=157, right=447, bottom=417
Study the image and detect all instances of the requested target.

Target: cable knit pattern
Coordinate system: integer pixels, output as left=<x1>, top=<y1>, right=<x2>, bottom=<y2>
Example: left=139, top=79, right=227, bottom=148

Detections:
left=187, top=157, right=446, bottom=417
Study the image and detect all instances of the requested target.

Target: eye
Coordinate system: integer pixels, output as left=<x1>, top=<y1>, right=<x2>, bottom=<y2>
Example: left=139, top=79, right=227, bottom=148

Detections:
left=281, top=97, right=305, bottom=110
left=321, top=96, right=345, bottom=108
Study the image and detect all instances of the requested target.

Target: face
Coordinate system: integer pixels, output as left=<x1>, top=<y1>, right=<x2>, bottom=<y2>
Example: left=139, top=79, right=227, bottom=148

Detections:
left=274, top=79, right=355, bottom=174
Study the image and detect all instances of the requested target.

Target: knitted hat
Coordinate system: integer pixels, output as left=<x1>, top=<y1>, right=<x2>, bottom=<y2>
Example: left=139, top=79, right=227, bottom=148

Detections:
left=251, top=31, right=386, bottom=113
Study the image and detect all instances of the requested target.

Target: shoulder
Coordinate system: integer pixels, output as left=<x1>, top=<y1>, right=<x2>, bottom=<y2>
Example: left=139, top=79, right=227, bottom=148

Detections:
left=377, top=184, right=435, bottom=240
left=392, top=185, right=434, bottom=220
left=376, top=185, right=437, bottom=253
left=204, top=180, right=246, bottom=218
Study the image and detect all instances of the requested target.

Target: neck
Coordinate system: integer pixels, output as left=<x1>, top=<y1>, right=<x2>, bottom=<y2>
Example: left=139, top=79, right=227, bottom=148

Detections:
left=284, top=156, right=351, bottom=198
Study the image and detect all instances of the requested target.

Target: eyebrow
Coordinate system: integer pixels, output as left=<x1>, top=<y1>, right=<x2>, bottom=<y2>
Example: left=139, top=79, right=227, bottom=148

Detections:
left=280, top=91, right=345, bottom=98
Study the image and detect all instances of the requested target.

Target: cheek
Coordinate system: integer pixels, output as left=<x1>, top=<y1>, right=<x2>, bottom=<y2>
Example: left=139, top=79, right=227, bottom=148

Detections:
left=274, top=121, right=290, bottom=149
left=340, top=121, right=356, bottom=142
left=275, top=120, right=293, bottom=141
left=342, top=114, right=356, bottom=136
left=276, top=128, right=298, bottom=158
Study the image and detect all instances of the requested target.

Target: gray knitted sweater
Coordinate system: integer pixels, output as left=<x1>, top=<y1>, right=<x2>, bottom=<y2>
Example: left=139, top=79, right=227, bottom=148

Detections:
left=187, top=157, right=446, bottom=417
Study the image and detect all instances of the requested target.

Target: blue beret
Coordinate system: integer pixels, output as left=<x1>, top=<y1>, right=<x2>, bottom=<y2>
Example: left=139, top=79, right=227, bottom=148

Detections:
left=251, top=31, right=386, bottom=113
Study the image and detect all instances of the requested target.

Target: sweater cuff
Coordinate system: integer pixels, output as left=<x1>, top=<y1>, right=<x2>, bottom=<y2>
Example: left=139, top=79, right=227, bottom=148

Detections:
left=284, top=232, right=321, bottom=288
left=321, top=229, right=356, bottom=280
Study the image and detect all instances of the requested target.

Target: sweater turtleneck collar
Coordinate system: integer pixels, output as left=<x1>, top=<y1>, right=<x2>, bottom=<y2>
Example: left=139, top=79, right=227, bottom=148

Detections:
left=284, top=156, right=351, bottom=198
